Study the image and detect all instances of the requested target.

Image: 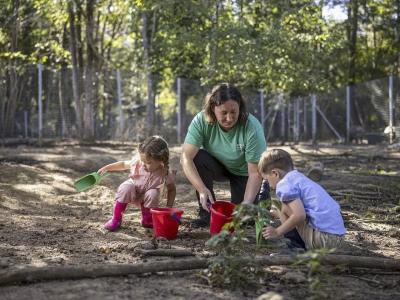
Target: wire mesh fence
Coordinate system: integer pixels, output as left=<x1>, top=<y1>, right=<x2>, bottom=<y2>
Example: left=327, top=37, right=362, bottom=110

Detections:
left=1, top=63, right=399, bottom=145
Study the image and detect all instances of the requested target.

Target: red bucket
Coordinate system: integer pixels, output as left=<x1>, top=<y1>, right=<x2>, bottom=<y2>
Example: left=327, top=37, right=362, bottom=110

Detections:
left=150, top=208, right=183, bottom=240
left=210, top=201, right=236, bottom=235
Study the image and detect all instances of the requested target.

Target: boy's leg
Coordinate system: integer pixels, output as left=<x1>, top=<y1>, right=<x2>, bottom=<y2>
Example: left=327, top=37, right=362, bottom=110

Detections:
left=280, top=203, right=306, bottom=250
left=192, top=149, right=230, bottom=227
left=297, top=220, right=344, bottom=250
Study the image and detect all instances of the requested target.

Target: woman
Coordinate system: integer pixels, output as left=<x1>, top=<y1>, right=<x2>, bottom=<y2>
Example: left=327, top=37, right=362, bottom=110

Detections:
left=181, top=83, right=269, bottom=227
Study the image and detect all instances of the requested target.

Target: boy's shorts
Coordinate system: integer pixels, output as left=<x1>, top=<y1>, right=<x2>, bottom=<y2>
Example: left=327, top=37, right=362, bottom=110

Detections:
left=296, top=220, right=344, bottom=250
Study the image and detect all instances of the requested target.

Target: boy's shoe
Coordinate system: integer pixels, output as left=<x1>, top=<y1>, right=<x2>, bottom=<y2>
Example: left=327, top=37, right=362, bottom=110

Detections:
left=104, top=218, right=122, bottom=231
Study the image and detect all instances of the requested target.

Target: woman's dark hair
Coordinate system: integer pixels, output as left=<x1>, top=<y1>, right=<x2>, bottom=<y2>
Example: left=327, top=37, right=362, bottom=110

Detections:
left=203, top=83, right=248, bottom=125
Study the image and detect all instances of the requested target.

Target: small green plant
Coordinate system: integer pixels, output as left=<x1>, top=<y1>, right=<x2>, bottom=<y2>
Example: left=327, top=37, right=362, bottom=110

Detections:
left=200, top=203, right=269, bottom=289
left=294, top=248, right=334, bottom=299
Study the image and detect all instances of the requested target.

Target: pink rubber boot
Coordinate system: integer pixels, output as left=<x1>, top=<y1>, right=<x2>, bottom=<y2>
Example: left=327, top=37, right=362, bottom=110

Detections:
left=104, top=201, right=128, bottom=231
left=141, top=203, right=153, bottom=228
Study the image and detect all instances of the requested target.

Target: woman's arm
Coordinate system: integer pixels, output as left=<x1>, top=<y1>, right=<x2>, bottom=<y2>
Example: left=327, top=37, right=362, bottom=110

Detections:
left=262, top=199, right=306, bottom=239
left=98, top=160, right=131, bottom=175
left=181, top=143, right=214, bottom=211
left=242, top=162, right=263, bottom=204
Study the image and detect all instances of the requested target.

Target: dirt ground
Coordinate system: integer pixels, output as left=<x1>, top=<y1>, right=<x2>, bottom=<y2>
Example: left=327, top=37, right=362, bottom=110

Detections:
left=0, top=140, right=400, bottom=299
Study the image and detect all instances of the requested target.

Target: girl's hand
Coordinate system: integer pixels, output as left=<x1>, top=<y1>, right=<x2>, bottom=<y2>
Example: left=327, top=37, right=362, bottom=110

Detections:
left=199, top=188, right=214, bottom=212
left=98, top=166, right=108, bottom=176
left=262, top=226, right=280, bottom=239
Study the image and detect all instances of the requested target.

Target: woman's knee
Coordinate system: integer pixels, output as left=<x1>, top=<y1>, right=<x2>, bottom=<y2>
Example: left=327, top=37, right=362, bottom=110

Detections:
left=193, top=149, right=209, bottom=167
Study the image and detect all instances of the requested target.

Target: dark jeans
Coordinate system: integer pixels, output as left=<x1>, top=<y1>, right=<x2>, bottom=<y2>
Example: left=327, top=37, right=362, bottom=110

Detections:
left=284, top=228, right=306, bottom=250
left=193, top=149, right=270, bottom=219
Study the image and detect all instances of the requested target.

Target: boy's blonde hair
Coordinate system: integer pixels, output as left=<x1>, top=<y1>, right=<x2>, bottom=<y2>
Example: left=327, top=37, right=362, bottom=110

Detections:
left=258, top=149, right=294, bottom=175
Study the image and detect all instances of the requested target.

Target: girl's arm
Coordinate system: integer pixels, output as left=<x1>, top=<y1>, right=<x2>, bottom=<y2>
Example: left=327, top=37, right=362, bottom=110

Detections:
left=262, top=199, right=306, bottom=239
left=242, top=162, right=263, bottom=204
left=98, top=160, right=131, bottom=175
left=166, top=183, right=176, bottom=208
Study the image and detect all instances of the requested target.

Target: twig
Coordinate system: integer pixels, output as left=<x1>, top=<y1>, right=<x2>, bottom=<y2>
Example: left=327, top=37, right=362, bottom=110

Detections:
left=343, top=274, right=381, bottom=286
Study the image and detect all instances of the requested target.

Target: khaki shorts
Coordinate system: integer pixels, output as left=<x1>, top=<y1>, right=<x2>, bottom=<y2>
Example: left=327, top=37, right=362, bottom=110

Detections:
left=296, top=220, right=344, bottom=250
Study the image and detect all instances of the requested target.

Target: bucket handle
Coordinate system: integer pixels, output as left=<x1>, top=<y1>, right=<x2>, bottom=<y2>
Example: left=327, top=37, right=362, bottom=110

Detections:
left=170, top=212, right=182, bottom=224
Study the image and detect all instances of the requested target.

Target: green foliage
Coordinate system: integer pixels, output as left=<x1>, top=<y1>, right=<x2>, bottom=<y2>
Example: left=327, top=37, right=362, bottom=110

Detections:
left=1, top=0, right=400, bottom=134
left=294, top=248, right=335, bottom=299
left=201, top=201, right=280, bottom=288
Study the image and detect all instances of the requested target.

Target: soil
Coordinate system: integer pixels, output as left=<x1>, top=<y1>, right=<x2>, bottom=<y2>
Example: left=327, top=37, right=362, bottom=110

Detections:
left=0, top=140, right=400, bottom=299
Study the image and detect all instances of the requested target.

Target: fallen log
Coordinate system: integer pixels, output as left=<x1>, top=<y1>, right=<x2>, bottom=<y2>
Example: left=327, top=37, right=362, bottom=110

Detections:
left=1, top=254, right=399, bottom=286
left=306, top=162, right=324, bottom=182
left=134, top=249, right=194, bottom=257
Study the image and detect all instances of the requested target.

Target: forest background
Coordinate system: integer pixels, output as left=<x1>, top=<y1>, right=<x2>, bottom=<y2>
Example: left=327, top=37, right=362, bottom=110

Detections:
left=1, top=0, right=399, bottom=141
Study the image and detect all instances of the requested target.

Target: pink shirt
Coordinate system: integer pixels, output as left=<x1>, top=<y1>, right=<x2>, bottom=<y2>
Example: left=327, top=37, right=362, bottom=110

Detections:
left=129, top=160, right=175, bottom=194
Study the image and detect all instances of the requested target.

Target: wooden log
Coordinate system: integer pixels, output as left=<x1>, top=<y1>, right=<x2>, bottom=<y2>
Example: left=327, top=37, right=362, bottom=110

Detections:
left=306, top=162, right=324, bottom=182
left=134, top=249, right=194, bottom=257
left=1, top=254, right=399, bottom=286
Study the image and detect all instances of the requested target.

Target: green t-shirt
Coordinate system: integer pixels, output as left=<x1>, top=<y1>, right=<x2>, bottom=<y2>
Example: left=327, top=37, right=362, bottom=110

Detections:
left=184, top=111, right=267, bottom=176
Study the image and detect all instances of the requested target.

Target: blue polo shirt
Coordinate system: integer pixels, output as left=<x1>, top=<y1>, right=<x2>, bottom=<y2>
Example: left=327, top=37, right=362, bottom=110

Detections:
left=276, top=170, right=346, bottom=235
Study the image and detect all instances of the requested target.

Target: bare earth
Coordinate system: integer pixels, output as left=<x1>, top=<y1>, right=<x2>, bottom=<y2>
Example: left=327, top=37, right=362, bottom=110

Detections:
left=0, top=141, right=399, bottom=299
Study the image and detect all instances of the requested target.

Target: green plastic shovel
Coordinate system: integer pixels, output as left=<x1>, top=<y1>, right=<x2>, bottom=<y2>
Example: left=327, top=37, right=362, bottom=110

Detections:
left=74, top=172, right=109, bottom=192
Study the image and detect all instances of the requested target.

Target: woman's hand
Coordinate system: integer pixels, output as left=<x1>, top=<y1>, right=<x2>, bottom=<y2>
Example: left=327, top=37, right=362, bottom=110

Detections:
left=199, top=188, right=214, bottom=212
left=262, top=225, right=280, bottom=239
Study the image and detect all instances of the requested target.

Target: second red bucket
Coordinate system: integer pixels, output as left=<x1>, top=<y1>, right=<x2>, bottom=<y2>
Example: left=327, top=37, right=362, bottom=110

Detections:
left=210, top=201, right=236, bottom=235
left=150, top=207, right=183, bottom=240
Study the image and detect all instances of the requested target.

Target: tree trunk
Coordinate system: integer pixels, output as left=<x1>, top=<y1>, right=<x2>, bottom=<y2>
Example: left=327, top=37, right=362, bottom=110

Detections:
left=346, top=0, right=364, bottom=127
left=396, top=0, right=400, bottom=75
left=209, top=1, right=221, bottom=78
left=141, top=11, right=157, bottom=135
left=68, top=1, right=83, bottom=136
left=3, top=0, right=20, bottom=138
left=83, top=0, right=96, bottom=141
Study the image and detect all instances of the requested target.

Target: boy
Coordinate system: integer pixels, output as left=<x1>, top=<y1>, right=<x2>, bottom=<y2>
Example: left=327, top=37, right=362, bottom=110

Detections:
left=258, top=149, right=346, bottom=250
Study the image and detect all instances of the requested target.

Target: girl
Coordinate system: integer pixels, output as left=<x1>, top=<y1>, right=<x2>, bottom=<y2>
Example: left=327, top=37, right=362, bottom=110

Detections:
left=98, top=136, right=176, bottom=231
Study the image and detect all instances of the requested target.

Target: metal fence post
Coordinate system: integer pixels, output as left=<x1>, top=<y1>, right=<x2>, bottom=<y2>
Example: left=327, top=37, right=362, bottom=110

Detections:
left=38, top=62, right=43, bottom=141
left=303, top=98, right=307, bottom=139
left=116, top=69, right=124, bottom=138
left=312, top=94, right=317, bottom=144
left=24, top=110, right=28, bottom=139
left=388, top=75, right=394, bottom=144
left=295, top=97, right=300, bottom=143
left=346, top=85, right=351, bottom=143
left=177, top=77, right=182, bottom=143
left=260, top=89, right=265, bottom=133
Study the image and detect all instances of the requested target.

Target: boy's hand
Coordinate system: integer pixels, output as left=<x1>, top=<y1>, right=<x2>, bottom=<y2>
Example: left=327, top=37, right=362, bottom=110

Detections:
left=269, top=206, right=280, bottom=219
left=262, top=226, right=280, bottom=239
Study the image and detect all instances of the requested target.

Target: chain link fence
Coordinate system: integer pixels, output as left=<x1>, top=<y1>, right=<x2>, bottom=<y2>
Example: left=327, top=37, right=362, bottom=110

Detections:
left=1, top=63, right=399, bottom=145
